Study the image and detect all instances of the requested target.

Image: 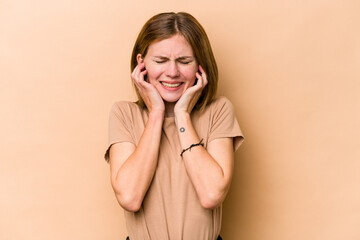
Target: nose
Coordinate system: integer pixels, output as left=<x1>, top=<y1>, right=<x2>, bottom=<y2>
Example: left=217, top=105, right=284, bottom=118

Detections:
left=165, top=61, right=180, bottom=78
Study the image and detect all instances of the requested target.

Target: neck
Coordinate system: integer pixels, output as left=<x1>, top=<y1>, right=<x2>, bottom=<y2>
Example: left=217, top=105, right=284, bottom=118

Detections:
left=164, top=101, right=175, bottom=117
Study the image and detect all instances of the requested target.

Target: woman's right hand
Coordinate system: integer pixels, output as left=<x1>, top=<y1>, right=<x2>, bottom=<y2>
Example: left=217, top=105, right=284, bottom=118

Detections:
left=131, top=62, right=165, bottom=115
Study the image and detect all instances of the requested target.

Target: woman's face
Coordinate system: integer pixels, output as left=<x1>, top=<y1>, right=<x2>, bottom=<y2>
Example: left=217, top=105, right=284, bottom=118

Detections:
left=139, top=34, right=198, bottom=103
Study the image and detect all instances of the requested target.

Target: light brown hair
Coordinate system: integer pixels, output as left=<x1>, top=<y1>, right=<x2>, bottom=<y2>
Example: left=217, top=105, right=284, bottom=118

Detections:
left=130, top=12, right=218, bottom=111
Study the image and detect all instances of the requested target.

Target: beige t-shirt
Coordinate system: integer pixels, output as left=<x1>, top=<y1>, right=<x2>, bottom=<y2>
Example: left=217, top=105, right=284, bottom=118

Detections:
left=104, top=96, right=244, bottom=240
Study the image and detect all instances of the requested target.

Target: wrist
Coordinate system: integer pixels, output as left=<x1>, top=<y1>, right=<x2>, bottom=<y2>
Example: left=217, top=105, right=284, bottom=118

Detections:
left=174, top=111, right=190, bottom=127
left=174, top=109, right=190, bottom=118
left=175, top=111, right=190, bottom=119
left=148, top=109, right=165, bottom=120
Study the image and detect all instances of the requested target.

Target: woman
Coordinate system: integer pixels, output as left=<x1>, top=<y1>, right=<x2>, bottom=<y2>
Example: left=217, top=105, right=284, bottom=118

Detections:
left=105, top=12, right=244, bottom=240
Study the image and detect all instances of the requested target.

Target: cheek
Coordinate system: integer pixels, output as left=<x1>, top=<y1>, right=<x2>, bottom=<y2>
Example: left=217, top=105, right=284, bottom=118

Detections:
left=145, top=65, right=163, bottom=81
left=183, top=67, right=198, bottom=82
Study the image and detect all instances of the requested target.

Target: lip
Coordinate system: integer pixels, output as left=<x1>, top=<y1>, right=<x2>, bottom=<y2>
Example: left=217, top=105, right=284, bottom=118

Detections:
left=161, top=80, right=183, bottom=84
left=160, top=81, right=183, bottom=91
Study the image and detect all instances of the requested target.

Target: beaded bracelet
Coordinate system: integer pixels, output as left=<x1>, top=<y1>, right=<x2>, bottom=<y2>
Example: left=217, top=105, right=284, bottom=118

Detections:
left=180, top=138, right=204, bottom=158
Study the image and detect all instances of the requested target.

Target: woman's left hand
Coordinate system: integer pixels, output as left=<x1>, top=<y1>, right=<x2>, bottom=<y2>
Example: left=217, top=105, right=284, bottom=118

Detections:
left=174, top=65, right=208, bottom=116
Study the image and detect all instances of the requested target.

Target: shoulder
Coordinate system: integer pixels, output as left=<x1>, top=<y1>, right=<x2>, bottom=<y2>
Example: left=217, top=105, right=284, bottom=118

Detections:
left=109, top=101, right=145, bottom=120
left=110, top=101, right=142, bottom=114
left=208, top=96, right=234, bottom=109
left=202, top=96, right=235, bottom=116
left=111, top=100, right=139, bottom=110
left=192, top=96, right=235, bottom=123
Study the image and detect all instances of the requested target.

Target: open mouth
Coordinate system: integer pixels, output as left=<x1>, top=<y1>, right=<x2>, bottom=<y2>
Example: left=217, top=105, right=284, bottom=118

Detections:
left=160, top=82, right=183, bottom=88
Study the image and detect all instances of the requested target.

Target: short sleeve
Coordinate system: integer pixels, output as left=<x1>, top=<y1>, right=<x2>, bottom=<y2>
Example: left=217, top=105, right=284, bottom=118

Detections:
left=104, top=102, right=135, bottom=163
left=208, top=97, right=244, bottom=151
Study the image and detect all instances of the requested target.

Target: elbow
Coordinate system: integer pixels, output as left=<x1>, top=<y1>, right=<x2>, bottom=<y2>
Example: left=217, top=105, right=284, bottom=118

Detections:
left=115, top=193, right=142, bottom=212
left=111, top=178, right=143, bottom=212
left=121, top=201, right=142, bottom=213
left=199, top=180, right=231, bottom=209
left=112, top=181, right=142, bottom=212
left=199, top=191, right=224, bottom=210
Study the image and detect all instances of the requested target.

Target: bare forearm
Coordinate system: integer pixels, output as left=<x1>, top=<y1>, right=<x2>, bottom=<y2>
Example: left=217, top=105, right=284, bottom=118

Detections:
left=113, top=111, right=164, bottom=211
left=175, top=113, right=229, bottom=209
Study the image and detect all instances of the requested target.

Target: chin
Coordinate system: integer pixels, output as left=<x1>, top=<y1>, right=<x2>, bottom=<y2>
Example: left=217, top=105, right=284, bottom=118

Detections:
left=162, top=96, right=181, bottom=103
left=160, top=93, right=182, bottom=103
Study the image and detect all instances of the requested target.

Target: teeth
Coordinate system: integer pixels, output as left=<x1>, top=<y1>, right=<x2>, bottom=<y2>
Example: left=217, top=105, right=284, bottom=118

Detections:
left=161, top=82, right=181, bottom=88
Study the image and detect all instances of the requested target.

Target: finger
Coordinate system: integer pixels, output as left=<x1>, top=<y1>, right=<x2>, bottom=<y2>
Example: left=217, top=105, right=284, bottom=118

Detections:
left=138, top=76, right=152, bottom=89
left=202, top=72, right=208, bottom=87
left=132, top=67, right=146, bottom=91
left=132, top=62, right=142, bottom=76
left=198, top=65, right=206, bottom=75
left=198, top=65, right=208, bottom=86
left=131, top=65, right=140, bottom=82
left=137, top=67, right=150, bottom=86
left=198, top=65, right=203, bottom=71
left=135, top=63, right=145, bottom=79
left=134, top=71, right=148, bottom=92
left=195, top=72, right=204, bottom=89
left=139, top=69, right=147, bottom=82
left=132, top=63, right=145, bottom=81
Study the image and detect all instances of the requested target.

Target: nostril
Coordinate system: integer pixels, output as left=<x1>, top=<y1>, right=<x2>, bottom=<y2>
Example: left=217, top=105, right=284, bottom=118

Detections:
left=165, top=62, right=180, bottom=77
left=166, top=70, right=180, bottom=77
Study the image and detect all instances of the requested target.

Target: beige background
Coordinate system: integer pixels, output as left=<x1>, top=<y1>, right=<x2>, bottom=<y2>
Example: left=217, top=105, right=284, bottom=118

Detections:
left=1, top=0, right=359, bottom=239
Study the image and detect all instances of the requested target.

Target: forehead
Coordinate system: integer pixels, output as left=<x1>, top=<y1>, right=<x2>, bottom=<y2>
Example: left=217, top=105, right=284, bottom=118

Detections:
left=147, top=34, right=194, bottom=57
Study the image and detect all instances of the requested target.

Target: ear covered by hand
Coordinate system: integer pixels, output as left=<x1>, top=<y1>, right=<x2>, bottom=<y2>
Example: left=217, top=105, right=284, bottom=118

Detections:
left=174, top=65, right=208, bottom=115
left=131, top=54, right=165, bottom=114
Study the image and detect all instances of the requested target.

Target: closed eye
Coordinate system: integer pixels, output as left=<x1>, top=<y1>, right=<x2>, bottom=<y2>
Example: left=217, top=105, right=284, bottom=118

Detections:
left=154, top=60, right=166, bottom=64
left=179, top=61, right=191, bottom=64
left=177, top=57, right=194, bottom=65
left=153, top=57, right=194, bottom=64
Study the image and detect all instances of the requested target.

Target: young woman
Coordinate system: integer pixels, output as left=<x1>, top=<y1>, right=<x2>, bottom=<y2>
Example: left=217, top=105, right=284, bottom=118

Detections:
left=105, top=12, right=244, bottom=240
